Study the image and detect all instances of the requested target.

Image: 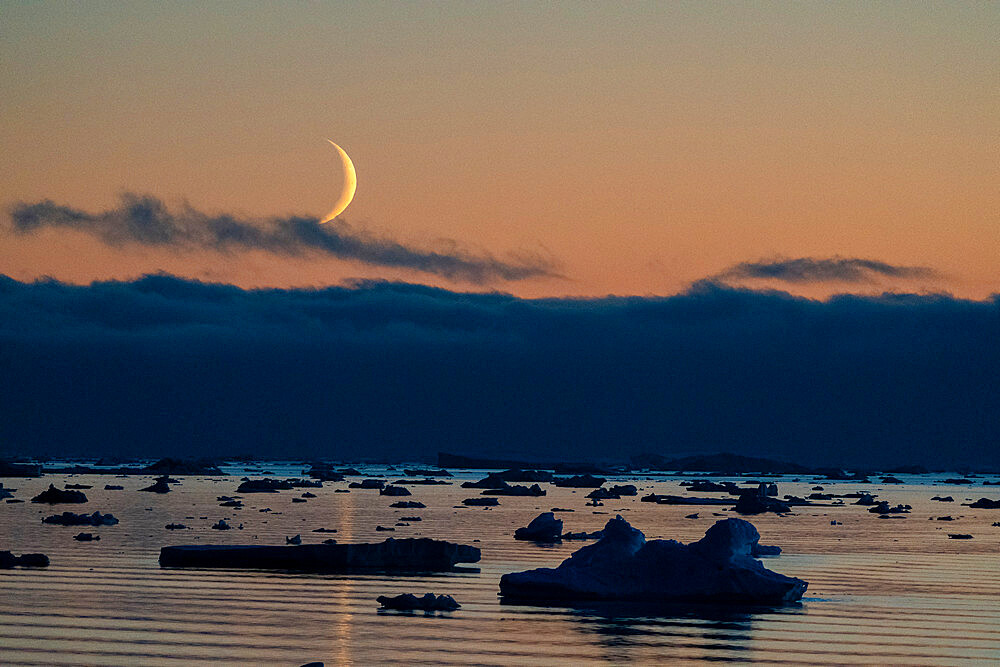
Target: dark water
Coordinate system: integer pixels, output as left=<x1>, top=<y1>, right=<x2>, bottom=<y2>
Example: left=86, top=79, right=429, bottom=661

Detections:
left=2, top=466, right=999, bottom=665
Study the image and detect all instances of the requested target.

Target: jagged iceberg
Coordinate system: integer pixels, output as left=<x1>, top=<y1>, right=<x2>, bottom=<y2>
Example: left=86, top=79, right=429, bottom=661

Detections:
left=499, top=515, right=806, bottom=604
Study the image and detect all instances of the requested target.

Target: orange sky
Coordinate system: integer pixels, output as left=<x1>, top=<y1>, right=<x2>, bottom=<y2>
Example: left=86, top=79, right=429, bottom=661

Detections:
left=1, top=2, right=997, bottom=298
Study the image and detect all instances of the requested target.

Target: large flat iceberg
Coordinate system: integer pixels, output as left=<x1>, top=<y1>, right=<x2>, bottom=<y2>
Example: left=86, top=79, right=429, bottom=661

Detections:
left=160, top=537, right=480, bottom=572
left=499, top=515, right=806, bottom=604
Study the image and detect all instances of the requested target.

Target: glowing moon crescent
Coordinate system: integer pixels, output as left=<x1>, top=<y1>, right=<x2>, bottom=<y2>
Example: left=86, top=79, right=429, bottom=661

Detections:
left=321, top=140, right=357, bottom=223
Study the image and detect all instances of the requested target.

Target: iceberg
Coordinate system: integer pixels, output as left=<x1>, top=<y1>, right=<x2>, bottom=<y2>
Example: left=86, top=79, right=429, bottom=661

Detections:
left=499, top=515, right=806, bottom=604
left=514, top=512, right=563, bottom=542
left=160, top=537, right=480, bottom=572
left=377, top=593, right=460, bottom=611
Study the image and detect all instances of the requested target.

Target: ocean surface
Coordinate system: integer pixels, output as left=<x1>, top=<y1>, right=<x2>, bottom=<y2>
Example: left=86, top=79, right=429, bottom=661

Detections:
left=1, top=464, right=999, bottom=665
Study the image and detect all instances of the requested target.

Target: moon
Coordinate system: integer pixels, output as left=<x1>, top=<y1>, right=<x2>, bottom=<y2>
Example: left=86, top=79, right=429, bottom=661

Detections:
left=321, top=140, right=357, bottom=223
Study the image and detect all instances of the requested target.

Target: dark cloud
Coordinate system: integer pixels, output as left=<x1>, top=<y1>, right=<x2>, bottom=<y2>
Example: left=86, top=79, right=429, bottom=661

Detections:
left=1, top=274, right=997, bottom=469
left=713, top=257, right=939, bottom=284
left=7, top=194, right=558, bottom=284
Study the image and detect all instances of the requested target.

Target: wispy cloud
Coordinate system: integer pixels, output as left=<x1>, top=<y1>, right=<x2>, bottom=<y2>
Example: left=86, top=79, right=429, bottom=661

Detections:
left=7, top=194, right=558, bottom=284
left=712, top=257, right=939, bottom=284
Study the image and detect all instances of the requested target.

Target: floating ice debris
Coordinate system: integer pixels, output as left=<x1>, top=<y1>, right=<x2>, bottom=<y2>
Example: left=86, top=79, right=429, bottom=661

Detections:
left=683, top=480, right=740, bottom=494
left=499, top=516, right=807, bottom=604
left=64, top=483, right=92, bottom=489
left=587, top=485, right=638, bottom=500
left=31, top=485, right=88, bottom=504
left=942, top=478, right=974, bottom=485
left=305, top=464, right=346, bottom=482
left=483, top=483, right=545, bottom=497
left=0, top=551, right=49, bottom=568
left=463, top=497, right=499, bottom=506
left=376, top=526, right=395, bottom=532
left=73, top=532, right=100, bottom=541
left=144, top=457, right=223, bottom=475
left=514, top=512, right=563, bottom=542
left=286, top=535, right=301, bottom=545
left=237, top=479, right=295, bottom=493
left=138, top=476, right=172, bottom=493
left=868, top=501, right=910, bottom=514
left=380, top=485, right=411, bottom=497
left=685, top=513, right=699, bottom=519
left=160, top=538, right=481, bottom=572
left=948, top=534, right=973, bottom=539
left=562, top=530, right=604, bottom=540
left=461, top=474, right=509, bottom=489
left=104, top=485, right=124, bottom=491
left=400, top=516, right=422, bottom=522
left=165, top=523, right=188, bottom=530
left=965, top=498, right=1000, bottom=509
left=853, top=493, right=878, bottom=506
left=393, top=479, right=450, bottom=486
left=349, top=479, right=386, bottom=490
left=312, top=528, right=338, bottom=533
left=390, top=501, right=426, bottom=509
left=301, top=492, right=317, bottom=498
left=211, top=519, right=232, bottom=530
left=734, top=485, right=791, bottom=515
left=931, top=496, right=954, bottom=502
left=552, top=474, right=606, bottom=488
left=292, top=498, right=306, bottom=503
left=403, top=469, right=453, bottom=477
left=42, top=511, right=118, bottom=526
left=376, top=593, right=460, bottom=611
left=640, top=494, right=732, bottom=506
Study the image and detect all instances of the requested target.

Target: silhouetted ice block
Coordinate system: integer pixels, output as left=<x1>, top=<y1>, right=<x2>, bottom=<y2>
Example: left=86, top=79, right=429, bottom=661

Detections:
left=462, top=497, right=499, bottom=506
left=42, top=511, right=118, bottom=526
left=377, top=593, right=460, bottom=611
left=390, top=501, right=425, bottom=509
left=734, top=484, right=790, bottom=515
left=640, top=494, right=732, bottom=505
left=0, top=551, right=49, bottom=568
left=514, top=512, right=563, bottom=542
left=586, top=485, right=637, bottom=500
left=499, top=516, right=806, bottom=604
left=552, top=474, right=606, bottom=488
left=159, top=537, right=481, bottom=572
left=483, top=483, right=545, bottom=497
left=966, top=498, right=1000, bottom=509
left=31, top=484, right=88, bottom=504
left=138, top=476, right=172, bottom=493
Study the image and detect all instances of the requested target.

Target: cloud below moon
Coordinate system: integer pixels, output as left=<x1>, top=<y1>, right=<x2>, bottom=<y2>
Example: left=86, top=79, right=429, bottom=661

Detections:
left=7, top=194, right=558, bottom=284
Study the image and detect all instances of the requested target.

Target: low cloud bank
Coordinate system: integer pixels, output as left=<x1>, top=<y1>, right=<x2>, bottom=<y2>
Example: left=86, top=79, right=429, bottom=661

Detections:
left=1, top=274, right=997, bottom=468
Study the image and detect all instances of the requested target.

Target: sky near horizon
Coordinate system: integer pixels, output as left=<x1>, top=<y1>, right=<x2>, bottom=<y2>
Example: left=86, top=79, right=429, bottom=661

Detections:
left=2, top=2, right=997, bottom=298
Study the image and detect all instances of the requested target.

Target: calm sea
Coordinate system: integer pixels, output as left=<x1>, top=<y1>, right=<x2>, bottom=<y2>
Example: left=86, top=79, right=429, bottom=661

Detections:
left=1, top=465, right=999, bottom=665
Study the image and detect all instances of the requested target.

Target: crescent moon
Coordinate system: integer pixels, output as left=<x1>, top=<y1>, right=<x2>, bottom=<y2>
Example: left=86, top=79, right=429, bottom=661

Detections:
left=321, top=140, right=357, bottom=223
